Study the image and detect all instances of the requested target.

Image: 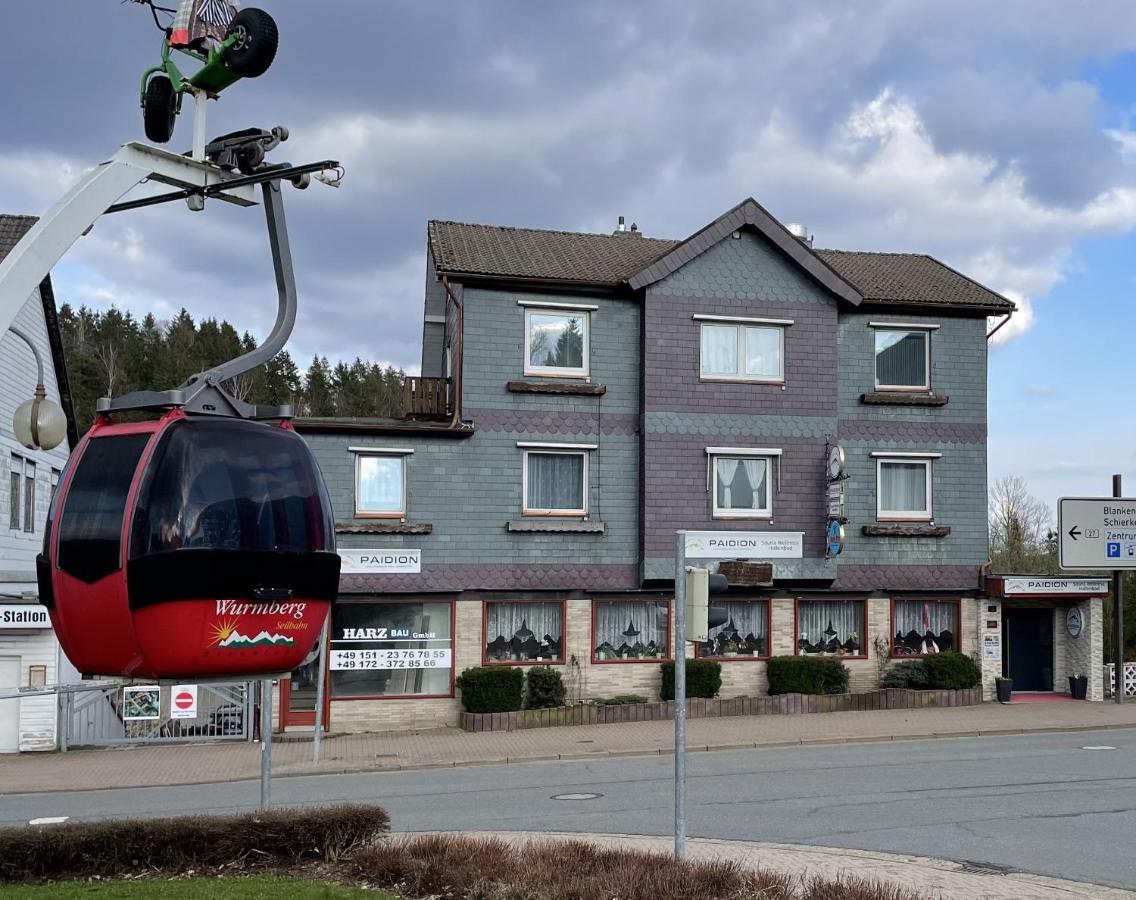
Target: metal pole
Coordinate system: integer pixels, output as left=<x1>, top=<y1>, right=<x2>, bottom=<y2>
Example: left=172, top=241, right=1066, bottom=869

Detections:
left=259, top=679, right=273, bottom=810
left=1115, top=475, right=1125, bottom=704
left=673, top=530, right=687, bottom=859
left=312, top=616, right=330, bottom=764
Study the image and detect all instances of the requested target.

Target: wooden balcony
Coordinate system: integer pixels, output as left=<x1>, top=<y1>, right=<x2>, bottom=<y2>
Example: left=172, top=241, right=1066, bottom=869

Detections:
left=401, top=376, right=450, bottom=418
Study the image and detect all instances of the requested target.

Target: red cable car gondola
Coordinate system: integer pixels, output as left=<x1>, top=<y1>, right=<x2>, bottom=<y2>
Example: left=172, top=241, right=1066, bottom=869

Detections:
left=38, top=410, right=339, bottom=679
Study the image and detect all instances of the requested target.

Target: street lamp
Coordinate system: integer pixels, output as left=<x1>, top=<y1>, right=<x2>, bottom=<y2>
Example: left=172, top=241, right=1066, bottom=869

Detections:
left=8, top=324, right=66, bottom=451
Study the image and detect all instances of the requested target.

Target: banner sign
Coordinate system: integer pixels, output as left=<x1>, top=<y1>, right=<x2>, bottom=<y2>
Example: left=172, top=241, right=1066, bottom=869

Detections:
left=330, top=648, right=451, bottom=670
left=684, top=531, right=803, bottom=560
left=338, top=549, right=422, bottom=574
left=1002, top=577, right=1110, bottom=596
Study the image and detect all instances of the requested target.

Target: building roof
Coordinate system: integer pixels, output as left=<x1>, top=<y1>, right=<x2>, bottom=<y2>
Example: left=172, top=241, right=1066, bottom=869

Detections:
left=428, top=208, right=1016, bottom=313
left=0, top=214, right=79, bottom=448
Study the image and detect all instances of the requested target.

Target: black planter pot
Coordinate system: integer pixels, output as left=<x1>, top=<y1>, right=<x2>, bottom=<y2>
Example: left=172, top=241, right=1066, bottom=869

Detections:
left=1069, top=675, right=1088, bottom=700
left=995, top=678, right=1013, bottom=703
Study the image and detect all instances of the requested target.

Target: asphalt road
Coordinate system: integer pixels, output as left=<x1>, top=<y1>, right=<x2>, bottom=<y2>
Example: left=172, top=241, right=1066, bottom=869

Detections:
left=5, top=728, right=1136, bottom=890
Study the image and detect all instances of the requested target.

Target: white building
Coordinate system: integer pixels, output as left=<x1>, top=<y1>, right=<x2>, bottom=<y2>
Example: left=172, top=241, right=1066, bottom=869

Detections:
left=0, top=215, right=77, bottom=752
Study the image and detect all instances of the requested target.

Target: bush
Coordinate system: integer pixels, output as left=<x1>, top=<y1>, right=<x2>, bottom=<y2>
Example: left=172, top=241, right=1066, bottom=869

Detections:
left=0, top=805, right=389, bottom=883
left=766, top=656, right=849, bottom=695
left=881, top=659, right=932, bottom=689
left=921, top=651, right=982, bottom=689
left=525, top=666, right=566, bottom=709
left=660, top=659, right=722, bottom=701
left=593, top=694, right=649, bottom=706
left=455, top=666, right=524, bottom=713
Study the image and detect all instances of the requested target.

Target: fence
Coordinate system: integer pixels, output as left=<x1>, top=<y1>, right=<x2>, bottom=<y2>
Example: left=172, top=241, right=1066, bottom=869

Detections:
left=60, top=680, right=255, bottom=748
left=1104, top=663, right=1136, bottom=699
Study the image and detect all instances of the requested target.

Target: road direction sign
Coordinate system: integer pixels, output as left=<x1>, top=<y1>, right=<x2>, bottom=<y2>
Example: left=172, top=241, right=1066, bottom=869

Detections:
left=1058, top=497, right=1136, bottom=570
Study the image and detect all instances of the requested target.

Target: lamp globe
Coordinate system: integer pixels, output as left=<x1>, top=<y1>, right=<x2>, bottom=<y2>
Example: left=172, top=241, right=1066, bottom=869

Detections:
left=13, top=389, right=66, bottom=451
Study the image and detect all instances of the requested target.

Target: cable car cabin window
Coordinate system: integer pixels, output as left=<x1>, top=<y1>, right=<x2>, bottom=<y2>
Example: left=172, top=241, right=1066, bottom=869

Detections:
left=57, top=433, right=151, bottom=583
left=130, top=420, right=334, bottom=559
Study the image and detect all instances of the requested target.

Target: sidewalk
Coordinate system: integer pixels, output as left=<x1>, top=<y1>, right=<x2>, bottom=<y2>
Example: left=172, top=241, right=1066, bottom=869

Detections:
left=3, top=700, right=1136, bottom=795
left=439, top=831, right=1136, bottom=900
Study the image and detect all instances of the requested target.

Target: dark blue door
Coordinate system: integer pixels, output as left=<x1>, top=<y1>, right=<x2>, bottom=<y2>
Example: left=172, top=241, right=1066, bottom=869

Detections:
left=1004, top=607, right=1054, bottom=691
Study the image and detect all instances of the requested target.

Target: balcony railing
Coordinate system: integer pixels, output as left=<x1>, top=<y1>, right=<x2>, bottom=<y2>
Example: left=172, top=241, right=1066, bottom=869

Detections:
left=401, top=376, right=450, bottom=418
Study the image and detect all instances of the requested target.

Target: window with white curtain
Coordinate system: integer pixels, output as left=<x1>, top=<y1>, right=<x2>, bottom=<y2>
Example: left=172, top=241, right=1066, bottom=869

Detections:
left=712, top=455, right=772, bottom=517
left=796, top=599, right=865, bottom=656
left=525, top=309, right=589, bottom=376
left=484, top=601, right=564, bottom=663
left=877, top=458, right=932, bottom=520
left=699, top=323, right=783, bottom=382
left=874, top=329, right=929, bottom=389
left=696, top=600, right=768, bottom=658
left=593, top=599, right=669, bottom=661
left=523, top=451, right=586, bottom=515
left=892, top=599, right=958, bottom=656
left=356, top=454, right=407, bottom=517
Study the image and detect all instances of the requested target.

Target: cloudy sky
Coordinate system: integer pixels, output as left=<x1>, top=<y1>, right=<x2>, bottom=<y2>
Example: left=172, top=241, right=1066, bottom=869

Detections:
left=2, top=1, right=1136, bottom=513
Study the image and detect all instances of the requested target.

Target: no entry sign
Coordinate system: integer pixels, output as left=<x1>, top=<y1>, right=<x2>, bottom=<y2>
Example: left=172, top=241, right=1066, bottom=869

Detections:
left=171, top=684, right=198, bottom=719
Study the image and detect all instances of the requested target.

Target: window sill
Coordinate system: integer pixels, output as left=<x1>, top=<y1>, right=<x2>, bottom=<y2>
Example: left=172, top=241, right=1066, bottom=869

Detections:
left=862, top=524, right=951, bottom=538
left=336, top=521, right=433, bottom=535
left=507, top=519, right=606, bottom=533
left=861, top=392, right=949, bottom=407
left=699, top=377, right=785, bottom=386
left=592, top=656, right=672, bottom=665
left=698, top=654, right=770, bottom=662
left=483, top=658, right=564, bottom=667
left=507, top=380, right=606, bottom=396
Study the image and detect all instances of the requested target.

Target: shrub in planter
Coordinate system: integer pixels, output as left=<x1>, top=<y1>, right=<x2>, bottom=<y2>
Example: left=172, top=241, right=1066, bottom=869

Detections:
left=455, top=666, right=524, bottom=713
left=593, top=694, right=650, bottom=706
left=921, top=651, right=982, bottom=690
left=525, top=667, right=566, bottom=709
left=660, top=659, right=722, bottom=700
left=766, top=655, right=849, bottom=695
left=881, top=659, right=932, bottom=689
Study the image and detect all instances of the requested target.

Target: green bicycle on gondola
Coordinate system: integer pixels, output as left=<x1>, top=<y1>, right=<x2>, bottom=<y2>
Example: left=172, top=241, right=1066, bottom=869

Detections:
left=131, top=0, right=279, bottom=144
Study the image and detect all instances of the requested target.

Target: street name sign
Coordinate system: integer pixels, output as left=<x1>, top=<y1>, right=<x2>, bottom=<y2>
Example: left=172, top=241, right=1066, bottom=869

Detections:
left=1058, top=496, right=1136, bottom=570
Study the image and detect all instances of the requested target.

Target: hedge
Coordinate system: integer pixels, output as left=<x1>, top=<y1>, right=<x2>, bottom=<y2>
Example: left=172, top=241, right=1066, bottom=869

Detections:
left=0, top=805, right=389, bottom=883
left=525, top=667, right=566, bottom=709
left=660, top=659, right=722, bottom=701
left=455, top=666, right=524, bottom=713
left=881, top=659, right=931, bottom=689
left=920, top=652, right=982, bottom=689
left=766, top=656, right=849, bottom=695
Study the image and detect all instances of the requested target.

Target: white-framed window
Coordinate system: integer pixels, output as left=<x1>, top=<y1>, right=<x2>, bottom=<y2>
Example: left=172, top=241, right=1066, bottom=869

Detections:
left=699, top=321, right=784, bottom=382
left=709, top=452, right=775, bottom=518
left=23, top=460, right=35, bottom=533
left=875, top=456, right=934, bottom=521
left=524, top=307, right=590, bottom=377
left=520, top=443, right=591, bottom=516
left=352, top=447, right=413, bottom=518
left=8, top=455, right=20, bottom=531
left=874, top=327, right=931, bottom=390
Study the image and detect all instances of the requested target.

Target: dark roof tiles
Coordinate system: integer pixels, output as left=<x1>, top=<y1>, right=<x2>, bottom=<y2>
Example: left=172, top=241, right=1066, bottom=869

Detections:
left=428, top=217, right=1015, bottom=312
left=0, top=214, right=37, bottom=261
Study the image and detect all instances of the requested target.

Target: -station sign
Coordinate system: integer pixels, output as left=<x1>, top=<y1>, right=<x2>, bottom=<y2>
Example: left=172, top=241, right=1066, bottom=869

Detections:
left=0, top=605, right=51, bottom=629
left=1058, top=497, right=1136, bottom=570
left=338, top=549, right=422, bottom=574
left=683, top=531, right=803, bottom=560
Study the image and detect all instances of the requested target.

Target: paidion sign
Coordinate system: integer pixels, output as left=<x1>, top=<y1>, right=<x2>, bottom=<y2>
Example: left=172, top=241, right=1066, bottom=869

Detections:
left=339, top=549, right=422, bottom=574
left=170, top=684, right=198, bottom=719
left=1059, top=497, right=1136, bottom=570
left=684, top=531, right=803, bottom=560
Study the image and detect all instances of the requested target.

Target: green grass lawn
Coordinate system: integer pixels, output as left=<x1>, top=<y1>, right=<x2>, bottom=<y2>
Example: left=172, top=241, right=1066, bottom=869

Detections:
left=4, top=875, right=397, bottom=899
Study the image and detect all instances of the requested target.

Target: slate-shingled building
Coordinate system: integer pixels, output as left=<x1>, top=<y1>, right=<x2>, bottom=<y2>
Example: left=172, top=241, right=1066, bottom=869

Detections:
left=287, top=198, right=1106, bottom=733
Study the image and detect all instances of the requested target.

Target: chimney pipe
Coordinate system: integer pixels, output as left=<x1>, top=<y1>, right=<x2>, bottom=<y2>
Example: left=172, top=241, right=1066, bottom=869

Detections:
left=617, top=215, right=626, bottom=233
left=786, top=223, right=813, bottom=247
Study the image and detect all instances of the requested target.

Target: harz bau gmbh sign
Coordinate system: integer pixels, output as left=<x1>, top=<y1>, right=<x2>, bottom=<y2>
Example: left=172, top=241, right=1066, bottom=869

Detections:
left=684, top=531, right=803, bottom=560
left=0, top=605, right=51, bottom=629
left=338, top=549, right=422, bottom=574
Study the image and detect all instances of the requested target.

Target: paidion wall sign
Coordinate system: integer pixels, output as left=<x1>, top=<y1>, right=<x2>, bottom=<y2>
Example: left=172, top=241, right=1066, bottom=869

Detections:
left=339, top=549, right=422, bottom=574
left=0, top=605, right=51, bottom=629
left=1058, top=497, right=1136, bottom=569
left=684, top=531, right=804, bottom=560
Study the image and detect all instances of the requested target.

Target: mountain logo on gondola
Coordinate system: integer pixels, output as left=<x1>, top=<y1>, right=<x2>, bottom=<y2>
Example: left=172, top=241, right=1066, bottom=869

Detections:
left=209, top=619, right=295, bottom=648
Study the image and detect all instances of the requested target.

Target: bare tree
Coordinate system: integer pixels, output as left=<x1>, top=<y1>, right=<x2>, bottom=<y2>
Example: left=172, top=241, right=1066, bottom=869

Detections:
left=989, top=475, right=1054, bottom=573
left=225, top=373, right=255, bottom=403
left=94, top=340, right=121, bottom=397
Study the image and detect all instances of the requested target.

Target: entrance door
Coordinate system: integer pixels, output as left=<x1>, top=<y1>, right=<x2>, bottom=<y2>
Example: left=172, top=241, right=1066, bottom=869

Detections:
left=279, top=639, right=328, bottom=730
left=1004, top=608, right=1054, bottom=691
left=0, top=657, right=20, bottom=753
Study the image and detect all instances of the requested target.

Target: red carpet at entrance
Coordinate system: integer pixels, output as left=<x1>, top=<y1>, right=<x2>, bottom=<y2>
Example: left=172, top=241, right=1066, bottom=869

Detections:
left=1011, top=692, right=1078, bottom=703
